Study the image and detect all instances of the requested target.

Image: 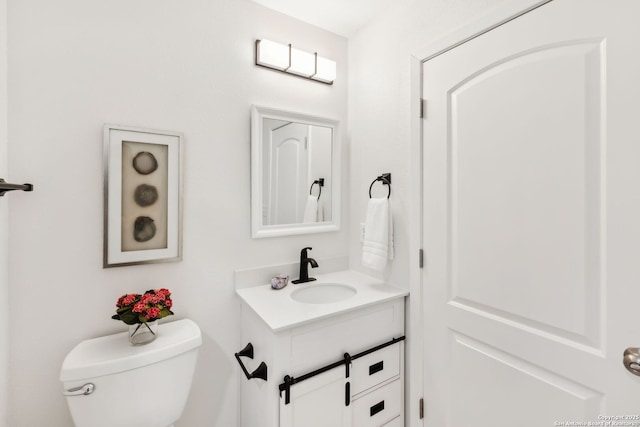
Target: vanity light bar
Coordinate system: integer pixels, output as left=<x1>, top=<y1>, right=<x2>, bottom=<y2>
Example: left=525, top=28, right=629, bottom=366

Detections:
left=255, top=39, right=336, bottom=85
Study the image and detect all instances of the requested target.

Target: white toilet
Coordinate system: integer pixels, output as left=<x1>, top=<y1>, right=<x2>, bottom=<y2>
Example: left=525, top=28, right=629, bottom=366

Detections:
left=60, top=318, right=202, bottom=427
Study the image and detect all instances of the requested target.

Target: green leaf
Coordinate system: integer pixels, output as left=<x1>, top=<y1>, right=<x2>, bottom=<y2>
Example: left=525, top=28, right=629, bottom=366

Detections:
left=159, top=308, right=174, bottom=318
left=116, top=306, right=131, bottom=315
left=118, top=311, right=139, bottom=325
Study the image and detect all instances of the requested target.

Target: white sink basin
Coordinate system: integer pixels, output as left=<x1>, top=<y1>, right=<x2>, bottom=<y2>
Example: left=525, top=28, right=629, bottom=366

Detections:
left=290, top=283, right=357, bottom=304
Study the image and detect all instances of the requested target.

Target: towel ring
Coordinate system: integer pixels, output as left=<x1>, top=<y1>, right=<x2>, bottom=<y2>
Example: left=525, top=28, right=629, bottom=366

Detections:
left=309, top=178, right=324, bottom=200
left=369, top=173, right=391, bottom=199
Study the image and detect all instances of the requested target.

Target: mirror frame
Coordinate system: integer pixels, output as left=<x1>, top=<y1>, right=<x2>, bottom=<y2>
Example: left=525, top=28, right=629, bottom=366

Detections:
left=251, top=105, right=341, bottom=238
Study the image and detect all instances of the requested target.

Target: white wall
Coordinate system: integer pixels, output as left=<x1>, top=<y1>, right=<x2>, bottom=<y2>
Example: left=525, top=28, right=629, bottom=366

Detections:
left=0, top=0, right=9, bottom=425
left=347, top=1, right=516, bottom=426
left=348, top=0, right=514, bottom=286
left=6, top=0, right=347, bottom=425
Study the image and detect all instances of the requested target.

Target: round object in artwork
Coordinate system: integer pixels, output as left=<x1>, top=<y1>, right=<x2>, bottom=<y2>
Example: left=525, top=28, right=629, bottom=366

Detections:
left=133, top=216, right=156, bottom=242
left=134, top=184, right=159, bottom=207
left=132, top=152, right=158, bottom=175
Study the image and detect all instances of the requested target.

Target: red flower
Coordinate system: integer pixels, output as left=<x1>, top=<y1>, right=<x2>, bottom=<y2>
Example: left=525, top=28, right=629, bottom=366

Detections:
left=132, top=301, right=146, bottom=313
left=123, top=294, right=138, bottom=305
left=146, top=307, right=161, bottom=320
left=116, top=294, right=139, bottom=308
left=113, top=289, right=174, bottom=325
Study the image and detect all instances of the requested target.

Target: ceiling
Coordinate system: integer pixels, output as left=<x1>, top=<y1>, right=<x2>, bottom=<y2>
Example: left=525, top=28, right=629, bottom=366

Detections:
left=251, top=0, right=398, bottom=38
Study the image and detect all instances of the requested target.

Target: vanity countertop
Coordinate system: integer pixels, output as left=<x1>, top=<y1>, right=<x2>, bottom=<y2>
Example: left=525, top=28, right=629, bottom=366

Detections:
left=235, top=270, right=409, bottom=331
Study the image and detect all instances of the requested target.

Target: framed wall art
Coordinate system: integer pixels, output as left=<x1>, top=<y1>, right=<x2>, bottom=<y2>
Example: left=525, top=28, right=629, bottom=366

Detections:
left=103, top=124, right=183, bottom=268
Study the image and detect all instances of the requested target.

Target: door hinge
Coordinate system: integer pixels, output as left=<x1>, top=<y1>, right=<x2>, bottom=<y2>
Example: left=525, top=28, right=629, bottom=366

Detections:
left=420, top=398, right=424, bottom=419
left=420, top=99, right=426, bottom=118
left=419, top=249, right=424, bottom=269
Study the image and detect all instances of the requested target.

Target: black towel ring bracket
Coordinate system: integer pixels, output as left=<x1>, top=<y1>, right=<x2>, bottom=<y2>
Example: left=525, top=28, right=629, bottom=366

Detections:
left=309, top=178, right=324, bottom=200
left=369, top=173, right=391, bottom=199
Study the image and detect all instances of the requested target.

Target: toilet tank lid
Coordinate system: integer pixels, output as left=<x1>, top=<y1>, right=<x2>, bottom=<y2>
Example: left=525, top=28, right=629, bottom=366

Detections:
left=60, top=318, right=202, bottom=382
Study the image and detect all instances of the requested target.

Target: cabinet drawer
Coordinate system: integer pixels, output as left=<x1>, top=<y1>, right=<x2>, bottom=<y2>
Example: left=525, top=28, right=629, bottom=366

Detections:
left=351, top=343, right=400, bottom=396
left=352, top=379, right=401, bottom=427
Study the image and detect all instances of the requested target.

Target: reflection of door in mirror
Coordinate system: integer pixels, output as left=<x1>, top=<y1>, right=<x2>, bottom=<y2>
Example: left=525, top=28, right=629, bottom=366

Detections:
left=251, top=105, right=340, bottom=238
left=263, top=119, right=332, bottom=226
left=264, top=120, right=309, bottom=225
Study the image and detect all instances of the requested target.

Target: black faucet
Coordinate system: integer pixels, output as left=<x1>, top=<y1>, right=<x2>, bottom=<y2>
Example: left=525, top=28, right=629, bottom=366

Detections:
left=292, top=247, right=319, bottom=284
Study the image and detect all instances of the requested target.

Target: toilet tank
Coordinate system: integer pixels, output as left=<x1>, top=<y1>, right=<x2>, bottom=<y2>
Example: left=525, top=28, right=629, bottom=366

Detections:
left=60, top=319, right=202, bottom=427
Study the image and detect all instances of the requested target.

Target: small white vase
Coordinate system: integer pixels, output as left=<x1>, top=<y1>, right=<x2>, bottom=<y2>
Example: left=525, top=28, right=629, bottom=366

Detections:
left=128, top=321, right=158, bottom=345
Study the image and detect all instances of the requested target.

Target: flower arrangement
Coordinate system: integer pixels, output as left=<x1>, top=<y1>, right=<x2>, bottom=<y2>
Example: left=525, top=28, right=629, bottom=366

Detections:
left=112, top=288, right=174, bottom=325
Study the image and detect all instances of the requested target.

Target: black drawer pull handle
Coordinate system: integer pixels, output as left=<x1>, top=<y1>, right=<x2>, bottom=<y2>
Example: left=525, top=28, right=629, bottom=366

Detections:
left=369, top=361, right=384, bottom=375
left=370, top=400, right=385, bottom=417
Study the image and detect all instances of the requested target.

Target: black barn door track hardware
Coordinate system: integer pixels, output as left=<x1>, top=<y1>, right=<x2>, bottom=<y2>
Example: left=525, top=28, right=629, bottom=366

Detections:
left=279, top=336, right=405, bottom=405
left=0, top=179, right=33, bottom=197
left=235, top=342, right=268, bottom=381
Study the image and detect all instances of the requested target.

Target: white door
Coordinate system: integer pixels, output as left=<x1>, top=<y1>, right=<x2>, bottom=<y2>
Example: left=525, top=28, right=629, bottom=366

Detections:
left=422, top=1, right=640, bottom=425
left=269, top=122, right=309, bottom=225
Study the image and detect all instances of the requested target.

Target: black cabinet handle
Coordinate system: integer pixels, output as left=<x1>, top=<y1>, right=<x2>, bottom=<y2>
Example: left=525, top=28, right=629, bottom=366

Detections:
left=370, top=400, right=385, bottom=416
left=345, top=382, right=351, bottom=406
left=234, top=343, right=268, bottom=381
left=369, top=361, right=384, bottom=375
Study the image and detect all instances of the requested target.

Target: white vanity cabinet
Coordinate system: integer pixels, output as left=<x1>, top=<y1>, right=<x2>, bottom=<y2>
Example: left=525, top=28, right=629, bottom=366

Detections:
left=238, top=296, right=405, bottom=427
left=279, top=364, right=350, bottom=427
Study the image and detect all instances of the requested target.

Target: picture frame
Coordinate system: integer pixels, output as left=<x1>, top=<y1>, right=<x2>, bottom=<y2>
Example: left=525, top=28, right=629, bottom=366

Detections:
left=103, top=124, right=183, bottom=268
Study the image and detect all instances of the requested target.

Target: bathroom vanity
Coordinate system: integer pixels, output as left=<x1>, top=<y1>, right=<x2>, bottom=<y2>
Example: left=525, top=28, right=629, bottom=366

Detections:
left=236, top=270, right=408, bottom=427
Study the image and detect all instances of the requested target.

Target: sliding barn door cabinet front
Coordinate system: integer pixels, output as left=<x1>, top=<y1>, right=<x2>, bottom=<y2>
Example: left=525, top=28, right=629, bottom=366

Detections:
left=238, top=297, right=406, bottom=427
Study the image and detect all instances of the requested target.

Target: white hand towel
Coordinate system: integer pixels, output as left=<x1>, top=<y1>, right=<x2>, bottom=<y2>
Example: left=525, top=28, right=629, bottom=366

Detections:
left=317, top=200, right=324, bottom=222
left=303, top=196, right=318, bottom=223
left=362, top=198, right=394, bottom=271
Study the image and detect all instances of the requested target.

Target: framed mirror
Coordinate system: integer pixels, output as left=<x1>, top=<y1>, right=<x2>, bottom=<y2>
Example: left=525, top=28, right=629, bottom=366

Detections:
left=251, top=105, right=341, bottom=238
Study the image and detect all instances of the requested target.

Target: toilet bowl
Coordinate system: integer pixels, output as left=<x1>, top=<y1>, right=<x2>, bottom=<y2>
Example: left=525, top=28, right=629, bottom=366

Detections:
left=60, top=318, right=202, bottom=427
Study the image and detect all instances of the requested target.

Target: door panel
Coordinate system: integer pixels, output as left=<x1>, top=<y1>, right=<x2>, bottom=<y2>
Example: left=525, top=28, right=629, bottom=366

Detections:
left=449, top=39, right=604, bottom=345
left=450, top=334, right=602, bottom=425
left=422, top=1, right=640, bottom=425
left=279, top=364, right=350, bottom=427
left=269, top=122, right=308, bottom=225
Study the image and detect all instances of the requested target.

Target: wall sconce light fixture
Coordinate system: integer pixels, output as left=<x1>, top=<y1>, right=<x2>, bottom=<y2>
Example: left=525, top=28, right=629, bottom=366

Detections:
left=255, top=39, right=337, bottom=85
